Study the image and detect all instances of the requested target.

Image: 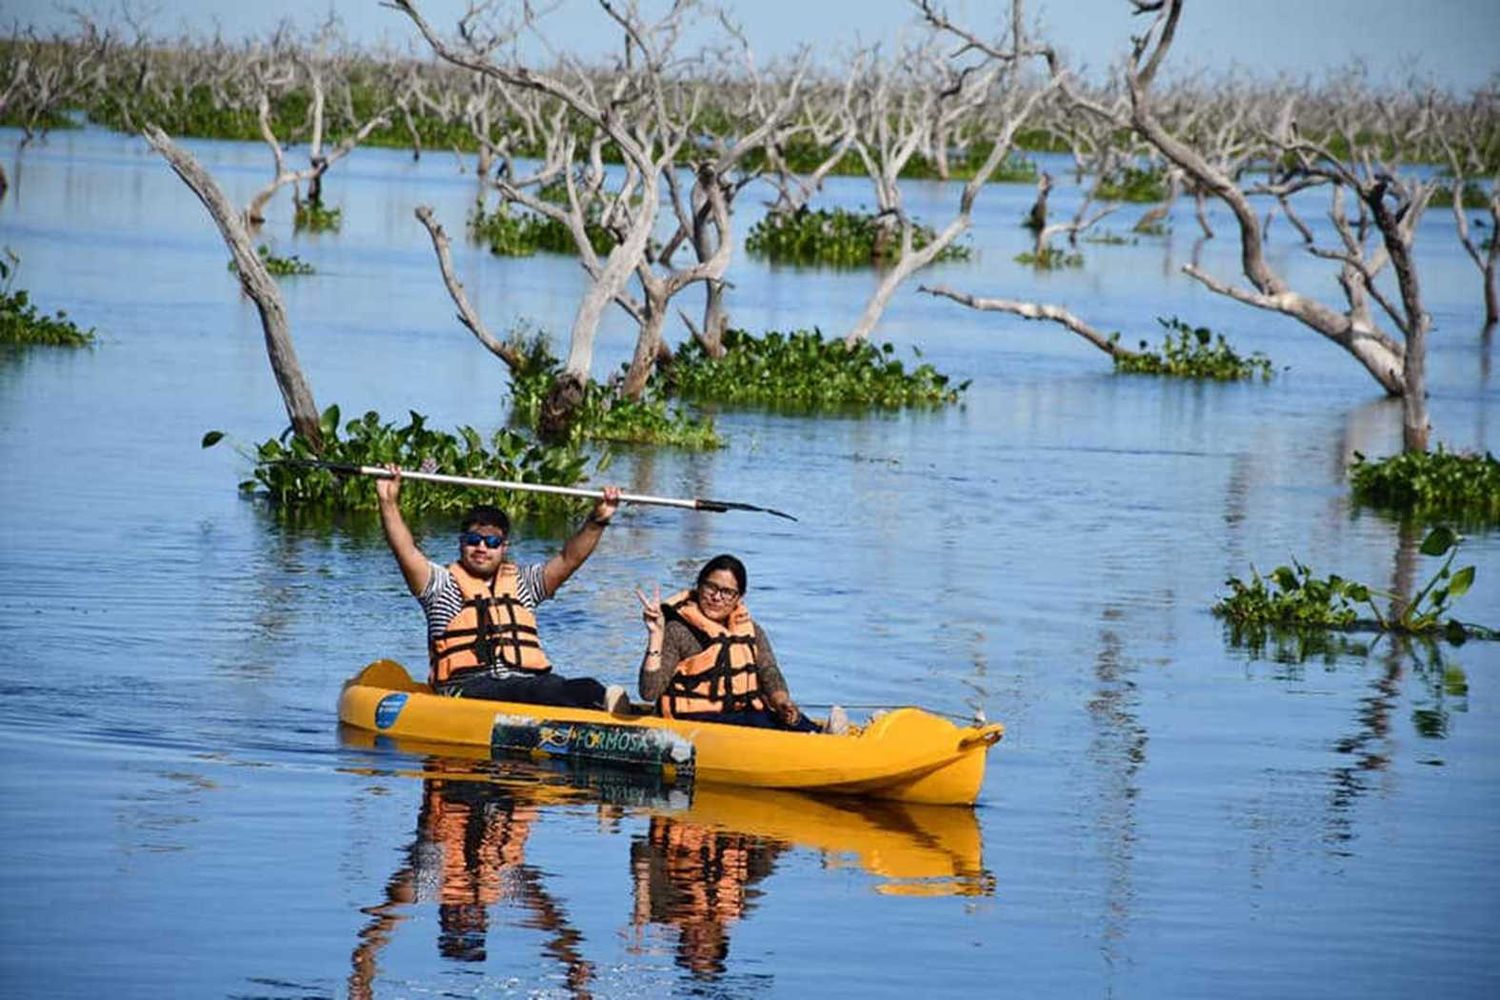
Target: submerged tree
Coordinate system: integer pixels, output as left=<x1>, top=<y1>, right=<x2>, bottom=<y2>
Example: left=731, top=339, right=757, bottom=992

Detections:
left=1112, top=1, right=1437, bottom=449
left=397, top=0, right=799, bottom=433
left=243, top=23, right=391, bottom=227
left=927, top=0, right=1445, bottom=452
left=1436, top=83, right=1500, bottom=330
left=144, top=125, right=323, bottom=449
left=841, top=0, right=1056, bottom=347
left=397, top=0, right=684, bottom=436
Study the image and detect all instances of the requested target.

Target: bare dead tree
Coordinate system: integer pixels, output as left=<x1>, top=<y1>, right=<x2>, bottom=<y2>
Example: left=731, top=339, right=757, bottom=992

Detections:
left=0, top=17, right=116, bottom=167
left=143, top=125, right=324, bottom=450
left=760, top=82, right=857, bottom=217
left=919, top=285, right=1143, bottom=362
left=1023, top=171, right=1052, bottom=233
left=925, top=0, right=1438, bottom=451
left=659, top=23, right=808, bottom=355
left=413, top=204, right=530, bottom=372
left=1112, top=1, right=1437, bottom=449
left=841, top=1, right=1055, bottom=347
left=1132, top=167, right=1179, bottom=232
left=397, top=0, right=742, bottom=430
left=243, top=28, right=391, bottom=227
left=1437, top=87, right=1500, bottom=329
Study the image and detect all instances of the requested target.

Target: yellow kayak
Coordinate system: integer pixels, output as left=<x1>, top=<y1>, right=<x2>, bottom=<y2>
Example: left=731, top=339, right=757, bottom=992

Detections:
left=339, top=660, right=1004, bottom=805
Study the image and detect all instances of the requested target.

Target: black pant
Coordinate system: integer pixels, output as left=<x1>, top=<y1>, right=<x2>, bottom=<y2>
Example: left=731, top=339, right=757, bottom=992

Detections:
left=674, top=708, right=822, bottom=733
left=444, top=671, right=606, bottom=709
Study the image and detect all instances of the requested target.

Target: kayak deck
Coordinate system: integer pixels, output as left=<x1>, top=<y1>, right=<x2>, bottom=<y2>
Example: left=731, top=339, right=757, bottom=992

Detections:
left=338, top=660, right=1003, bottom=806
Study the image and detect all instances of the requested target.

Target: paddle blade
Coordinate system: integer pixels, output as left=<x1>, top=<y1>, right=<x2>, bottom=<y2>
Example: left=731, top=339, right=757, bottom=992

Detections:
left=703, top=498, right=799, bottom=521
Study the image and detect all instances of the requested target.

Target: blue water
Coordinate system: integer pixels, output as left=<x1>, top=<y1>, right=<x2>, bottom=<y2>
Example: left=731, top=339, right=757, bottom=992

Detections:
left=1, top=125, right=1497, bottom=998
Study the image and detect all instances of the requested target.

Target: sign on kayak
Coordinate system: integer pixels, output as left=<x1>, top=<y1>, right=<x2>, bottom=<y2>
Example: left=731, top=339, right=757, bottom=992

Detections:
left=374, top=692, right=408, bottom=729
left=491, top=714, right=696, bottom=780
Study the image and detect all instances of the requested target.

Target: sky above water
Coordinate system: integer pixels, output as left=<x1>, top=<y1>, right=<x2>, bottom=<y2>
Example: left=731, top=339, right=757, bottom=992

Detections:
left=12, top=0, right=1500, bottom=91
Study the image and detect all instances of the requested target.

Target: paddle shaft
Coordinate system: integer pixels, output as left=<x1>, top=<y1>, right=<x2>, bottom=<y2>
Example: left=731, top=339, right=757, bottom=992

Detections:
left=272, top=460, right=798, bottom=519
left=347, top=463, right=722, bottom=512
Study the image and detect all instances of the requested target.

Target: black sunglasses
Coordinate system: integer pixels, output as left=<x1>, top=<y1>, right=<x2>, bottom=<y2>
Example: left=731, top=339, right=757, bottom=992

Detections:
left=459, top=532, right=507, bottom=549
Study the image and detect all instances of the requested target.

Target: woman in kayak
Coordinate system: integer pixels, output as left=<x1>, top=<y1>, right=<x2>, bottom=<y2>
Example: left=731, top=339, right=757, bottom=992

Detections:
left=636, top=554, right=847, bottom=733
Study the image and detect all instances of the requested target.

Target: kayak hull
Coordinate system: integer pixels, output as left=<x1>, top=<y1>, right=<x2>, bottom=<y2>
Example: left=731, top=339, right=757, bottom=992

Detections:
left=338, top=660, right=1002, bottom=806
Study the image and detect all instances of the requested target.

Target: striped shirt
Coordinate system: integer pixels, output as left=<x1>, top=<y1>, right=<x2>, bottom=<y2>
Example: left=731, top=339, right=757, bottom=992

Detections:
left=417, top=561, right=549, bottom=680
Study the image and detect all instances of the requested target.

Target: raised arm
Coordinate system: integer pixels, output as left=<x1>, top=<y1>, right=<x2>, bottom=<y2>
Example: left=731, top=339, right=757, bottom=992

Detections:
left=636, top=584, right=674, bottom=701
left=376, top=464, right=432, bottom=596
left=540, top=486, right=621, bottom=597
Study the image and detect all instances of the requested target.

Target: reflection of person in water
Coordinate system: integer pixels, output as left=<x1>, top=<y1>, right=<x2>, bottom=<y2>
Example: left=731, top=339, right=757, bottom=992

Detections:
left=348, top=765, right=594, bottom=999
left=629, top=815, right=784, bottom=979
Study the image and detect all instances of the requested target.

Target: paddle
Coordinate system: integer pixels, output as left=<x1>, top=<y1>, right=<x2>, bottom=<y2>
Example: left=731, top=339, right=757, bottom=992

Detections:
left=268, top=459, right=799, bottom=521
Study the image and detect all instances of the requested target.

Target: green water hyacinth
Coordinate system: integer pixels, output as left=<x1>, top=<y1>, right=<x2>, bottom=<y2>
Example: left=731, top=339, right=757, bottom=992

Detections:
left=227, top=245, right=315, bottom=277
left=293, top=200, right=342, bottom=233
left=1350, top=447, right=1500, bottom=526
left=469, top=204, right=614, bottom=257
left=1113, top=317, right=1273, bottom=381
left=1013, top=247, right=1083, bottom=269
left=0, top=255, right=94, bottom=347
left=1429, top=182, right=1490, bottom=209
left=1096, top=166, right=1169, bottom=203
left=668, top=328, right=968, bottom=410
left=745, top=208, right=970, bottom=267
left=1213, top=527, right=1491, bottom=642
left=498, top=328, right=719, bottom=448
left=509, top=371, right=721, bottom=449
left=222, top=407, right=591, bottom=517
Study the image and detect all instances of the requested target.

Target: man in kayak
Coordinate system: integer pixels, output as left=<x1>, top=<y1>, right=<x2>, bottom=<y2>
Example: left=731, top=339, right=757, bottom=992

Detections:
left=377, top=465, right=627, bottom=712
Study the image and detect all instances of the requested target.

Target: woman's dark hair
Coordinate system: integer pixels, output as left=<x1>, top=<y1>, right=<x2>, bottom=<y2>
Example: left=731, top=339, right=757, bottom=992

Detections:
left=695, top=553, right=747, bottom=594
left=460, top=504, right=511, bottom=536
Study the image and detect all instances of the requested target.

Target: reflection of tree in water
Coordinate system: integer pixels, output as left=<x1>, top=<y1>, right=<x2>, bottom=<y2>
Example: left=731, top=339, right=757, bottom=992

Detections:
left=629, top=816, right=785, bottom=980
left=347, top=764, right=595, bottom=1000
left=1226, top=522, right=1473, bottom=849
left=1088, top=606, right=1148, bottom=969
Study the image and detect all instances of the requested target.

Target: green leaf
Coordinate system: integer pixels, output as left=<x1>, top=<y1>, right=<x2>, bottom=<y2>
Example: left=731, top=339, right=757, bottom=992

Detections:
left=1419, top=526, right=1457, bottom=557
left=1448, top=565, right=1475, bottom=599
left=201, top=430, right=226, bottom=449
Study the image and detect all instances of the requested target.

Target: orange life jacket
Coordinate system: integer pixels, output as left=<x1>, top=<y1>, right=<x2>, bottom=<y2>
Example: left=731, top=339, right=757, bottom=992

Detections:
left=430, top=562, right=551, bottom=687
left=659, top=590, right=763, bottom=718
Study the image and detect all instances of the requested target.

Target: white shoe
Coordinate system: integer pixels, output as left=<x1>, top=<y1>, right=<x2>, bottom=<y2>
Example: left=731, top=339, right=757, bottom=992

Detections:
left=604, top=684, right=630, bottom=715
left=825, top=705, right=850, bottom=735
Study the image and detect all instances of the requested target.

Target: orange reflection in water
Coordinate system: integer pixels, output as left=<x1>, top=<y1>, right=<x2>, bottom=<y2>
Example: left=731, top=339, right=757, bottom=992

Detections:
left=342, top=745, right=993, bottom=992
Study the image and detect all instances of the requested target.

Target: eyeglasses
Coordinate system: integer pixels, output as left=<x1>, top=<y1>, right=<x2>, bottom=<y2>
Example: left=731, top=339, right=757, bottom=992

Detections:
left=698, top=581, right=740, bottom=602
left=459, top=532, right=507, bottom=549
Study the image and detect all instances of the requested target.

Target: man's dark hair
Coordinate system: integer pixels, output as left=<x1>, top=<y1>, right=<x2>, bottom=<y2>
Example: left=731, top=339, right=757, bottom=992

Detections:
left=460, top=504, right=511, bottom=536
left=696, top=553, right=747, bottom=594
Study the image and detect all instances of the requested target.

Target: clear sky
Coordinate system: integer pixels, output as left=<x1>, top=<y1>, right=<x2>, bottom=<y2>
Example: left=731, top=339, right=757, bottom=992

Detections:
left=11, top=0, right=1500, bottom=91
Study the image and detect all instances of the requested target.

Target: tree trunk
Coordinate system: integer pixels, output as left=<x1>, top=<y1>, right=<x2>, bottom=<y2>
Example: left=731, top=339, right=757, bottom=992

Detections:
left=620, top=294, right=668, bottom=400
left=690, top=207, right=728, bottom=354
left=701, top=278, right=728, bottom=353
left=1484, top=261, right=1499, bottom=328
left=538, top=371, right=586, bottom=444
left=1024, top=172, right=1051, bottom=233
left=307, top=159, right=327, bottom=206
left=1132, top=171, right=1179, bottom=232
left=143, top=125, right=324, bottom=451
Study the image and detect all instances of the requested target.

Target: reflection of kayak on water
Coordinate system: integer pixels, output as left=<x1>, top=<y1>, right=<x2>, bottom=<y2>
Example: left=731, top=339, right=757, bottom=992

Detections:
left=663, top=785, right=993, bottom=898
left=346, top=755, right=994, bottom=993
left=339, top=659, right=1005, bottom=806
